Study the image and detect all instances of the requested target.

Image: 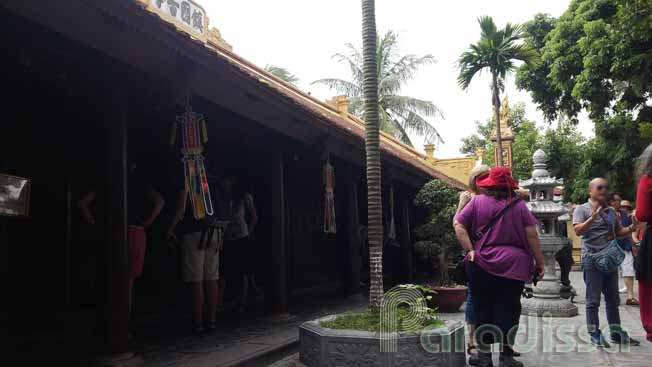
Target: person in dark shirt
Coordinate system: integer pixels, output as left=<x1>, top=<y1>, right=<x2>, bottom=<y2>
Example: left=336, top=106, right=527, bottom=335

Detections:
left=609, top=193, right=638, bottom=305
left=166, top=171, right=220, bottom=333
left=77, top=163, right=165, bottom=320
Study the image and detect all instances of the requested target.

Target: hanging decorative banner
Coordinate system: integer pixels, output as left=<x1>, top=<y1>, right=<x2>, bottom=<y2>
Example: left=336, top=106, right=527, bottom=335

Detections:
left=170, top=104, right=213, bottom=220
left=323, top=159, right=337, bottom=234
left=0, top=173, right=31, bottom=217
left=388, top=184, right=396, bottom=239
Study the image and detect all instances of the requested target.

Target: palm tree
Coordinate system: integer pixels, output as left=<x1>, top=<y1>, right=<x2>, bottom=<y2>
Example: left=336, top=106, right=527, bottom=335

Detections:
left=457, top=16, right=535, bottom=166
left=314, top=31, right=442, bottom=146
left=265, top=64, right=299, bottom=85
left=361, top=0, right=383, bottom=313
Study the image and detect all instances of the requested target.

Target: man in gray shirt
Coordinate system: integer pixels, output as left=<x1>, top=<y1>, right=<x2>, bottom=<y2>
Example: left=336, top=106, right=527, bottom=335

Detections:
left=573, top=177, right=640, bottom=347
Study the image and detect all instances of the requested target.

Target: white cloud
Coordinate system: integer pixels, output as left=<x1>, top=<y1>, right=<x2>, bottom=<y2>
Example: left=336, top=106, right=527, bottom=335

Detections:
left=204, top=0, right=594, bottom=158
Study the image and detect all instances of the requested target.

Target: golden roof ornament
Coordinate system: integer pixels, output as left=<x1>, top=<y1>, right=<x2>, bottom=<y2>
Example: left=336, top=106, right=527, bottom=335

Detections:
left=491, top=96, right=514, bottom=141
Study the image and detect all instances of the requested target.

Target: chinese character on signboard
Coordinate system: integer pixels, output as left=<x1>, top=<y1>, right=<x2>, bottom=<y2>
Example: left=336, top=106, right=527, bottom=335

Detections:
left=143, top=0, right=208, bottom=40
left=0, top=174, right=31, bottom=217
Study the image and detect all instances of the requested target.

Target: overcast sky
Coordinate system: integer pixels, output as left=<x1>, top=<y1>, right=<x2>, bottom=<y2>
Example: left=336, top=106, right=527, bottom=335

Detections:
left=203, top=0, right=593, bottom=158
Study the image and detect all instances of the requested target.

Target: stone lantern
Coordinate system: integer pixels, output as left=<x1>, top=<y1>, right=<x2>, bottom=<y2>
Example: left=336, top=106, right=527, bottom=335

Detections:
left=520, top=150, right=578, bottom=317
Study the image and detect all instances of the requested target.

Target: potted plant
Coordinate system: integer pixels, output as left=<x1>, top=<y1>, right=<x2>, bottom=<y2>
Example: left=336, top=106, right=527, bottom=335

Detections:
left=413, top=180, right=468, bottom=313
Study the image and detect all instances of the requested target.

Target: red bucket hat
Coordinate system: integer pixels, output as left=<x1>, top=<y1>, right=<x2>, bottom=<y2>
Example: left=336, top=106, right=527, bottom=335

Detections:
left=476, top=166, right=519, bottom=190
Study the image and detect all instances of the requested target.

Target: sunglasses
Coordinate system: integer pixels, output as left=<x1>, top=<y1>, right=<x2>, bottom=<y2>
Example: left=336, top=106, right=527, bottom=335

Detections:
left=596, top=185, right=609, bottom=191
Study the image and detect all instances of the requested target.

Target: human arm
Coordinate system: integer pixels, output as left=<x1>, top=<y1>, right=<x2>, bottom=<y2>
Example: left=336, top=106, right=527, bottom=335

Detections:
left=615, top=216, right=639, bottom=237
left=77, top=189, right=96, bottom=224
left=453, top=220, right=475, bottom=261
left=244, top=193, right=258, bottom=232
left=573, top=202, right=606, bottom=236
left=453, top=198, right=476, bottom=260
left=141, top=187, right=165, bottom=229
left=455, top=191, right=473, bottom=215
left=166, top=189, right=187, bottom=242
left=636, top=175, right=651, bottom=222
left=525, top=225, right=545, bottom=277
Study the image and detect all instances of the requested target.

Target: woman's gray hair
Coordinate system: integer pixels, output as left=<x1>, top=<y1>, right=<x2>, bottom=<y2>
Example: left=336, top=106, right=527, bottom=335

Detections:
left=468, top=164, right=491, bottom=194
left=636, top=143, right=652, bottom=180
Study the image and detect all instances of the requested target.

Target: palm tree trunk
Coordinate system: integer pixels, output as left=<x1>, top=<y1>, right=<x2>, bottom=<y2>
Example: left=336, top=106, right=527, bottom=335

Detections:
left=361, top=0, right=384, bottom=312
left=492, top=73, right=504, bottom=166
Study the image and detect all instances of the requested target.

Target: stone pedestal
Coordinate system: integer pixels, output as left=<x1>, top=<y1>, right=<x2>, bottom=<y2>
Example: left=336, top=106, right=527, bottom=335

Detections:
left=521, top=236, right=578, bottom=317
left=519, top=149, right=578, bottom=318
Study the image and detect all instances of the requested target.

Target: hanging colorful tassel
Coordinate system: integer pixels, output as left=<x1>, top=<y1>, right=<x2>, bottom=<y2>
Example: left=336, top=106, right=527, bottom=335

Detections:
left=174, top=103, right=213, bottom=220
left=323, top=159, right=337, bottom=234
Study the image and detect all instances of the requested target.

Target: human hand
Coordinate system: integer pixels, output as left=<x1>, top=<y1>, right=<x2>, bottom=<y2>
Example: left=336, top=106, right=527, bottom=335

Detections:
left=591, top=203, right=606, bottom=219
left=459, top=191, right=473, bottom=208
left=166, top=228, right=178, bottom=247
left=535, top=261, right=545, bottom=278
left=466, top=250, right=475, bottom=262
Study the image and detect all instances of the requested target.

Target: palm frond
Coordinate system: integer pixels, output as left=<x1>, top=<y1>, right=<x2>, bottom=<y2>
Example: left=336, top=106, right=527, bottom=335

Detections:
left=478, top=16, right=498, bottom=39
left=379, top=108, right=413, bottom=145
left=311, top=78, right=362, bottom=97
left=388, top=54, right=436, bottom=84
left=398, top=111, right=443, bottom=144
left=264, top=64, right=299, bottom=85
left=382, top=95, right=443, bottom=119
left=332, top=51, right=364, bottom=85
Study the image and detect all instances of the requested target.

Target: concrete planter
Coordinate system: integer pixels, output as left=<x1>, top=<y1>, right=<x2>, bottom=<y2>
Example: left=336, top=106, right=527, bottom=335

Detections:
left=299, top=315, right=466, bottom=367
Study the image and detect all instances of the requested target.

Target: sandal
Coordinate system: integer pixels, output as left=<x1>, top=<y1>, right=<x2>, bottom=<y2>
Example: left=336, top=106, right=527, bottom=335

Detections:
left=626, top=298, right=640, bottom=306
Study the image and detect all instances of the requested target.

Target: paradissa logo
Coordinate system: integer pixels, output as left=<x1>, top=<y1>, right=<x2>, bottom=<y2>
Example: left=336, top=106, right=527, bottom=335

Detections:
left=380, top=288, right=633, bottom=354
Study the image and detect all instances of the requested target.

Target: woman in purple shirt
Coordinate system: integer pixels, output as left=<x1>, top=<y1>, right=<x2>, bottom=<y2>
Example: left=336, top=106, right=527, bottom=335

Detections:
left=454, top=167, right=545, bottom=367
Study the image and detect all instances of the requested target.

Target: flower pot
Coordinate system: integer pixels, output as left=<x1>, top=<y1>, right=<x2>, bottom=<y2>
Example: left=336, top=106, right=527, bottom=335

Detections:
left=428, top=286, right=468, bottom=313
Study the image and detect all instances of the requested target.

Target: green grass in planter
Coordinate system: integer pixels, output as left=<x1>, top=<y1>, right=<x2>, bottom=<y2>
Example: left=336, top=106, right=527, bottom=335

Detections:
left=320, top=307, right=443, bottom=332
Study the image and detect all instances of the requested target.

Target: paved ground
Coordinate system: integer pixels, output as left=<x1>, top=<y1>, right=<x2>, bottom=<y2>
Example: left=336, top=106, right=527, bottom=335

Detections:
left=267, top=271, right=651, bottom=367
left=110, top=294, right=368, bottom=367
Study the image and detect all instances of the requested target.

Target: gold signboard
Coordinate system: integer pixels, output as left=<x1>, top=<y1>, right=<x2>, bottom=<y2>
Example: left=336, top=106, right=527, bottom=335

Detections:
left=0, top=174, right=31, bottom=217
left=137, top=0, right=209, bottom=43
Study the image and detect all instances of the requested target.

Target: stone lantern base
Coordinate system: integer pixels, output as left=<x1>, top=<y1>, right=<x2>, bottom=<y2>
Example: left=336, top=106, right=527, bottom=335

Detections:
left=521, top=297, right=578, bottom=318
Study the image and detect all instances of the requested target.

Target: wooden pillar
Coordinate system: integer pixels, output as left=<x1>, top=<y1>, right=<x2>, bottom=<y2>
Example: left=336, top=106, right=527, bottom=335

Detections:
left=347, top=170, right=361, bottom=293
left=398, top=191, right=413, bottom=283
left=270, top=152, right=288, bottom=314
left=104, top=92, right=130, bottom=356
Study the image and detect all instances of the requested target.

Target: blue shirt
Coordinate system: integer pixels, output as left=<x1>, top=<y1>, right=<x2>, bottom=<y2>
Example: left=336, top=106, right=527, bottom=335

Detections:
left=616, top=209, right=633, bottom=251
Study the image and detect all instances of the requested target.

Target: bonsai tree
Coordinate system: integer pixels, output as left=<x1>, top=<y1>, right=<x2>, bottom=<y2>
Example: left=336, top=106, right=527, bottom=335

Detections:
left=413, top=179, right=461, bottom=286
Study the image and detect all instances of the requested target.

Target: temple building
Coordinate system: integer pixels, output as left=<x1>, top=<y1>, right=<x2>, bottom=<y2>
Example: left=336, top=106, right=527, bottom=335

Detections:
left=0, top=0, right=466, bottom=364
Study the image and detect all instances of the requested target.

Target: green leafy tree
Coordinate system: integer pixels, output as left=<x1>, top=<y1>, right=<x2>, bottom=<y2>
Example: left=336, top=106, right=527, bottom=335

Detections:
left=510, top=120, right=541, bottom=181
left=517, top=0, right=652, bottom=200
left=540, top=120, right=586, bottom=202
left=457, top=16, right=536, bottom=166
left=314, top=31, right=442, bottom=146
left=413, top=179, right=461, bottom=286
left=360, top=0, right=383, bottom=312
left=264, top=64, right=300, bottom=85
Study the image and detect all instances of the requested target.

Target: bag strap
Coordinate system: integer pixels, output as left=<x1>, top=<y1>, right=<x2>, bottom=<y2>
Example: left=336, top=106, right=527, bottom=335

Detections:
left=474, top=198, right=521, bottom=241
left=599, top=209, right=618, bottom=240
